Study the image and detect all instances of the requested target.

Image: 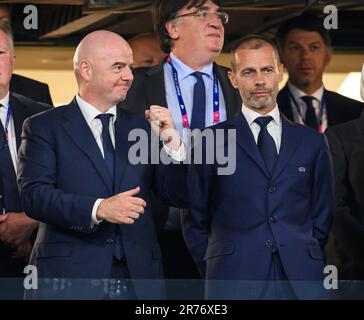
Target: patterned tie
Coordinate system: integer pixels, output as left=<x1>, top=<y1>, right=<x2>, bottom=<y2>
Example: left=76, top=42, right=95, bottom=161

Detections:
left=254, top=116, right=278, bottom=174
left=190, top=72, right=206, bottom=130
left=96, top=114, right=115, bottom=179
left=301, top=96, right=319, bottom=130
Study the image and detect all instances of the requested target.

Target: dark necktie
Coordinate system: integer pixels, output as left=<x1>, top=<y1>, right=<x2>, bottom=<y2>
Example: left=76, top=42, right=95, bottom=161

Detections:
left=96, top=114, right=115, bottom=179
left=301, top=96, right=319, bottom=130
left=96, top=114, right=124, bottom=261
left=254, top=116, right=278, bottom=174
left=190, top=72, right=206, bottom=130
left=0, top=104, right=21, bottom=212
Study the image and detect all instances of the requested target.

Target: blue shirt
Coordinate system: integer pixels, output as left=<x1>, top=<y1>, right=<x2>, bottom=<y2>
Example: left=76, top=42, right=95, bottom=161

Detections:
left=163, top=53, right=227, bottom=143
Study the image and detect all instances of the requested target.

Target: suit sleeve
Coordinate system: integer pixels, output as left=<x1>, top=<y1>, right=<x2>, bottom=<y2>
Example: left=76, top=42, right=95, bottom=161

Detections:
left=325, top=128, right=364, bottom=257
left=181, top=144, right=213, bottom=277
left=311, top=134, right=334, bottom=249
left=17, top=117, right=97, bottom=234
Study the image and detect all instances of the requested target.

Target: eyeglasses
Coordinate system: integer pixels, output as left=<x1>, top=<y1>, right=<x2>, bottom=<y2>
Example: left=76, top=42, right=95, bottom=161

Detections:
left=174, top=9, right=229, bottom=25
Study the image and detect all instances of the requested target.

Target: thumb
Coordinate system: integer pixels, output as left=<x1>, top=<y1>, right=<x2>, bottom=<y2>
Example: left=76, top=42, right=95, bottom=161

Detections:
left=145, top=110, right=150, bottom=121
left=0, top=214, right=8, bottom=223
left=123, top=186, right=140, bottom=197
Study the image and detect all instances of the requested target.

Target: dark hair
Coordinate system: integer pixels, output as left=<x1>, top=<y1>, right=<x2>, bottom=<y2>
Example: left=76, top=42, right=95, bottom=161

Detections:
left=154, top=0, right=221, bottom=53
left=275, top=12, right=331, bottom=51
left=230, top=34, right=280, bottom=72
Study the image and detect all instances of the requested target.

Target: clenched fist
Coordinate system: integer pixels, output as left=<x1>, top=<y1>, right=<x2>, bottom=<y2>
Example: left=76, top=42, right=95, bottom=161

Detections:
left=145, top=105, right=182, bottom=150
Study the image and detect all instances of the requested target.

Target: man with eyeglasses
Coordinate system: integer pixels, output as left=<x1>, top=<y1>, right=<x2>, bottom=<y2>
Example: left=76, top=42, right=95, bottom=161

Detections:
left=121, top=0, right=241, bottom=295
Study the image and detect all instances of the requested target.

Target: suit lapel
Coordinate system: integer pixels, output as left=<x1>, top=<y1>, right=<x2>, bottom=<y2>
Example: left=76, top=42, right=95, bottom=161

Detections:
left=145, top=61, right=168, bottom=108
left=271, top=115, right=303, bottom=180
left=9, top=94, right=28, bottom=150
left=324, top=89, right=338, bottom=125
left=114, top=108, right=133, bottom=192
left=214, top=64, right=240, bottom=120
left=232, top=112, right=269, bottom=177
left=277, top=85, right=294, bottom=121
left=62, top=99, right=113, bottom=193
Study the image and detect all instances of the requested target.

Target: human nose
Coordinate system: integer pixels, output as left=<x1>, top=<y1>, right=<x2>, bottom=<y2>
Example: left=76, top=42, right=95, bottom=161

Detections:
left=207, top=12, right=224, bottom=28
left=122, top=66, right=134, bottom=82
left=301, top=46, right=311, bottom=60
left=254, top=72, right=265, bottom=86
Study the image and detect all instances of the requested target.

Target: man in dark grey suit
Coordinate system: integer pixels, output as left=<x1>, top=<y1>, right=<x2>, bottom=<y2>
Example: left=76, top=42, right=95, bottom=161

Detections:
left=121, top=0, right=241, bottom=290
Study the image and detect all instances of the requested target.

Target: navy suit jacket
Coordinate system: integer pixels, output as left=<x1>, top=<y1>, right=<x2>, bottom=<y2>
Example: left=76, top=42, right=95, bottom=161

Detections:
left=0, top=93, right=50, bottom=277
left=325, top=111, right=364, bottom=280
left=277, top=85, right=364, bottom=126
left=17, top=99, right=186, bottom=299
left=182, top=112, right=334, bottom=298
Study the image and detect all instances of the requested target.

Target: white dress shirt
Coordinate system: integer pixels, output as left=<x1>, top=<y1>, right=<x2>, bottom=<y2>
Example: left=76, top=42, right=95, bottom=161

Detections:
left=76, top=95, right=185, bottom=226
left=0, top=93, right=18, bottom=173
left=287, top=82, right=328, bottom=131
left=241, top=103, right=282, bottom=154
left=164, top=52, right=227, bottom=145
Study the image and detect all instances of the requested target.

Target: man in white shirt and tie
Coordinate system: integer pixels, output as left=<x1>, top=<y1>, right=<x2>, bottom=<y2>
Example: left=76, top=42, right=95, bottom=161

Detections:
left=276, top=12, right=363, bottom=131
left=17, top=30, right=186, bottom=300
left=182, top=35, right=334, bottom=299
left=0, top=20, right=50, bottom=289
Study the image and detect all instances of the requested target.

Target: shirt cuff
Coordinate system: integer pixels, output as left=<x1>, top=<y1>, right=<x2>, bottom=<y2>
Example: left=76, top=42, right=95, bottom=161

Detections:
left=91, top=198, right=104, bottom=228
left=163, top=141, right=187, bottom=162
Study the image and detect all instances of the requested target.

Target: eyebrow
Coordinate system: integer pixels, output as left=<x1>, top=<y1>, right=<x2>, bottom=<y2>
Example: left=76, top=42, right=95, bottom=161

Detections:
left=287, top=41, right=322, bottom=46
left=198, top=5, right=221, bottom=11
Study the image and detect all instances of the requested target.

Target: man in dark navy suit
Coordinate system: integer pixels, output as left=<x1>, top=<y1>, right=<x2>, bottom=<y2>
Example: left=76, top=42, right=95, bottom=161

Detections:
left=17, top=30, right=186, bottom=299
left=0, top=21, right=50, bottom=285
left=182, top=35, right=334, bottom=299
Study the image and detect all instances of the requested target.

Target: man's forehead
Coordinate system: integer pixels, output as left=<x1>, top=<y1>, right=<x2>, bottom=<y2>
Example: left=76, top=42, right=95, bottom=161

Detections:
left=186, top=0, right=219, bottom=10
left=286, top=29, right=325, bottom=43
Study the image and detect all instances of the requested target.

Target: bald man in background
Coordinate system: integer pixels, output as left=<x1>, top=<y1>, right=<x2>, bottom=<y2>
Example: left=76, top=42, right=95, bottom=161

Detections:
left=128, top=33, right=166, bottom=68
left=17, top=30, right=186, bottom=299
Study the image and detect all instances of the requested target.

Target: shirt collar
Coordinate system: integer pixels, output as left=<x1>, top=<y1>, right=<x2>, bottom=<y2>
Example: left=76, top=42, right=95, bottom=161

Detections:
left=0, top=92, right=10, bottom=109
left=76, top=94, right=117, bottom=126
left=169, top=52, right=214, bottom=81
left=287, top=81, right=324, bottom=102
left=241, top=103, right=281, bottom=127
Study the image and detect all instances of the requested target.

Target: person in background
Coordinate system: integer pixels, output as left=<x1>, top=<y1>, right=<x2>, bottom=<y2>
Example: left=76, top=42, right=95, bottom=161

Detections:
left=128, top=33, right=166, bottom=68
left=0, top=20, right=50, bottom=296
left=276, top=12, right=363, bottom=132
left=0, top=4, right=53, bottom=105
left=121, top=0, right=241, bottom=295
left=324, top=68, right=364, bottom=281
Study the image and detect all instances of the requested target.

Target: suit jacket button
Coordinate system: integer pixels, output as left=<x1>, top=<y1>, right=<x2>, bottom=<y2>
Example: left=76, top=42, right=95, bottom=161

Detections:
left=106, top=238, right=114, bottom=244
left=270, top=215, right=277, bottom=223
left=268, top=186, right=276, bottom=193
left=265, top=240, right=272, bottom=248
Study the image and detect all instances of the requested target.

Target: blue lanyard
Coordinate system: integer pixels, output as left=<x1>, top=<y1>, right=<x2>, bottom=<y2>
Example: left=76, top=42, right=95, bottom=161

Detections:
left=287, top=89, right=326, bottom=133
left=167, top=55, right=220, bottom=128
left=1, top=104, right=11, bottom=149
